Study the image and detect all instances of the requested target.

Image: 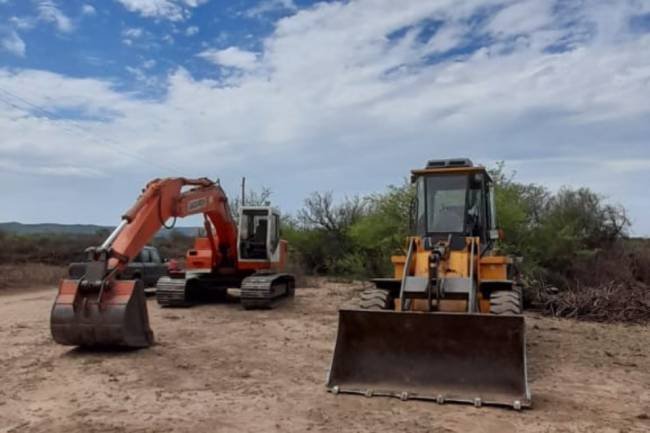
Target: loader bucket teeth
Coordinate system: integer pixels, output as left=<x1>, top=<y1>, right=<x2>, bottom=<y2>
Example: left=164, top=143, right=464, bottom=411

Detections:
left=51, top=279, right=154, bottom=348
left=327, top=309, right=530, bottom=409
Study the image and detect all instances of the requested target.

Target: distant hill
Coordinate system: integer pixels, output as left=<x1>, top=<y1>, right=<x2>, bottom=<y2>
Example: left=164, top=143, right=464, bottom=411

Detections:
left=0, top=222, right=112, bottom=235
left=0, top=222, right=200, bottom=238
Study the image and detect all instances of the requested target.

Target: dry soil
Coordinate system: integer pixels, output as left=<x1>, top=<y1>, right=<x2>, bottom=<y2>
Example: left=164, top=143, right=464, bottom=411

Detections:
left=0, top=281, right=649, bottom=433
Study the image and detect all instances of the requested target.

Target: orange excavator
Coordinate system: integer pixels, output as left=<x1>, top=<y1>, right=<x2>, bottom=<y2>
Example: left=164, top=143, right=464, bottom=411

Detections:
left=50, top=177, right=295, bottom=348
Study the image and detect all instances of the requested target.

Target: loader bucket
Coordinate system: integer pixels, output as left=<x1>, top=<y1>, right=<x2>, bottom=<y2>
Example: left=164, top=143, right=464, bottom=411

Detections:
left=327, top=309, right=530, bottom=409
left=51, top=279, right=154, bottom=348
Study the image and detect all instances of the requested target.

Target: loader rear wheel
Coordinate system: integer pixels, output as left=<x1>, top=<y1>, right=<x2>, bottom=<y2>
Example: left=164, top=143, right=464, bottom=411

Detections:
left=359, top=288, right=392, bottom=310
left=490, top=290, right=522, bottom=315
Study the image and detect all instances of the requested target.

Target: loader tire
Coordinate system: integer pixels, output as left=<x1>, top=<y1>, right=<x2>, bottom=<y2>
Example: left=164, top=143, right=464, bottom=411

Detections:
left=359, top=288, right=392, bottom=310
left=490, top=290, right=522, bottom=315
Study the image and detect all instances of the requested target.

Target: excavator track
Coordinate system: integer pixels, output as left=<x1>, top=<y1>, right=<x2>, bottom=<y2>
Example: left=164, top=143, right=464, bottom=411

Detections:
left=240, top=273, right=295, bottom=309
left=156, top=277, right=190, bottom=307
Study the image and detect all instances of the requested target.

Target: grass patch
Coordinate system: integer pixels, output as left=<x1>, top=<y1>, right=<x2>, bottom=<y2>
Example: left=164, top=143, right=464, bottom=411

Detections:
left=0, top=264, right=66, bottom=289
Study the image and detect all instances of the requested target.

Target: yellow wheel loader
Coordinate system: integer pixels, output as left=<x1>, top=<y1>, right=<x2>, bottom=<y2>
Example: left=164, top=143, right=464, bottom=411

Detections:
left=327, top=158, right=530, bottom=409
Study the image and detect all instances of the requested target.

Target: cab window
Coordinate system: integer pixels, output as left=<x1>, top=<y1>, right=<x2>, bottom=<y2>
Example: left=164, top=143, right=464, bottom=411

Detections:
left=139, top=249, right=151, bottom=263
left=425, top=175, right=467, bottom=233
left=149, top=249, right=161, bottom=263
left=240, top=209, right=270, bottom=259
left=415, top=176, right=426, bottom=236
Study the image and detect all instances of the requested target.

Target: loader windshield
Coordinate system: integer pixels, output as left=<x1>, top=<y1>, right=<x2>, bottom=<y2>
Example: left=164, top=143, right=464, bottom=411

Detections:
left=422, top=175, right=468, bottom=234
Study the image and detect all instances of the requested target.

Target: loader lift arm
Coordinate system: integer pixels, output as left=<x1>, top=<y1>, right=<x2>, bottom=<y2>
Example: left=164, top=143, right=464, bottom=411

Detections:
left=51, top=177, right=238, bottom=348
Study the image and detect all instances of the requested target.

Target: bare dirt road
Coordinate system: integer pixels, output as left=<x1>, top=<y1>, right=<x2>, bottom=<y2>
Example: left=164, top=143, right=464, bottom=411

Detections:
left=1, top=281, right=649, bottom=433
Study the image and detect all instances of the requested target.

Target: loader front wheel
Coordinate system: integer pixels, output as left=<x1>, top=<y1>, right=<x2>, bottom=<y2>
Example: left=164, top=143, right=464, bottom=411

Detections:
left=490, top=290, right=522, bottom=315
left=359, top=288, right=393, bottom=310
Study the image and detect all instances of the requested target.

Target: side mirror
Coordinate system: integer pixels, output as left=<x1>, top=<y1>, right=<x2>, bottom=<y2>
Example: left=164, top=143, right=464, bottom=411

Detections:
left=489, top=229, right=505, bottom=241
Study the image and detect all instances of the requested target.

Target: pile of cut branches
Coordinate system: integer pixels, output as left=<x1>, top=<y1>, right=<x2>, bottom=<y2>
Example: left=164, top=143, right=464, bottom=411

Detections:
left=540, top=281, right=650, bottom=324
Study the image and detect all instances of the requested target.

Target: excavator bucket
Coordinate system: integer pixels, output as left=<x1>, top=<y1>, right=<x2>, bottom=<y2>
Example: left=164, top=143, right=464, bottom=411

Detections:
left=327, top=309, right=530, bottom=409
left=51, top=279, right=154, bottom=348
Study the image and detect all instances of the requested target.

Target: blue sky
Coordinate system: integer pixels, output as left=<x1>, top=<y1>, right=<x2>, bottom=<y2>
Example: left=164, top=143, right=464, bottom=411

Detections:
left=0, top=0, right=299, bottom=94
left=0, top=0, right=649, bottom=234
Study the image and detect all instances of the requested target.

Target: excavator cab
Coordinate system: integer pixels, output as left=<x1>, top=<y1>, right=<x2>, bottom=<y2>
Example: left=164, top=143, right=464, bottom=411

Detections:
left=238, top=207, right=281, bottom=262
left=327, top=158, right=530, bottom=409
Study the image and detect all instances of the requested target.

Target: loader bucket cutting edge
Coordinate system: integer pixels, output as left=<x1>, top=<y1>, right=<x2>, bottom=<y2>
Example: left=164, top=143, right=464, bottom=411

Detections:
left=51, top=279, right=154, bottom=348
left=327, top=309, right=530, bottom=409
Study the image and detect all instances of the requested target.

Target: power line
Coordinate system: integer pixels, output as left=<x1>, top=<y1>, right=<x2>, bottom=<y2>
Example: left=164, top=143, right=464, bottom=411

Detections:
left=0, top=85, right=184, bottom=175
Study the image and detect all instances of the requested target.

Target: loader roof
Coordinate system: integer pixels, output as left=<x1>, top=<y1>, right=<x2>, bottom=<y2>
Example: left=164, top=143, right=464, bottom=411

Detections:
left=411, top=158, right=492, bottom=181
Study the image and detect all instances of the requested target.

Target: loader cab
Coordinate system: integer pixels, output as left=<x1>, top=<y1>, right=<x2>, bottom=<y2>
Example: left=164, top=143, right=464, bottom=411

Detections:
left=412, top=158, right=498, bottom=246
left=237, top=206, right=281, bottom=262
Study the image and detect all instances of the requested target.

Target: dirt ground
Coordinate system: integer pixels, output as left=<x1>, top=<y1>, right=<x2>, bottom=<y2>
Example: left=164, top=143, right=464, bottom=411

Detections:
left=0, top=281, right=649, bottom=433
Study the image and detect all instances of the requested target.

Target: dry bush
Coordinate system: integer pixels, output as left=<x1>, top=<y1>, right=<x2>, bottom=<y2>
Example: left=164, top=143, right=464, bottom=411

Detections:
left=151, top=231, right=194, bottom=260
left=284, top=257, right=308, bottom=288
left=537, top=240, right=650, bottom=323
left=0, top=264, right=66, bottom=289
left=541, top=281, right=650, bottom=324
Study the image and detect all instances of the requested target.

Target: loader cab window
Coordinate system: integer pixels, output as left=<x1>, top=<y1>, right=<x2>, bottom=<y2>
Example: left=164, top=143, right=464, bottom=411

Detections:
left=416, top=173, right=491, bottom=241
left=425, top=175, right=467, bottom=234
left=467, top=173, right=489, bottom=241
left=239, top=209, right=271, bottom=260
left=415, top=177, right=426, bottom=235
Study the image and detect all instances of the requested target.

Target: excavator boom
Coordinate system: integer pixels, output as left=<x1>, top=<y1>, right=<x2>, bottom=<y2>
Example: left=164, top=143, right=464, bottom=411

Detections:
left=51, top=177, right=238, bottom=348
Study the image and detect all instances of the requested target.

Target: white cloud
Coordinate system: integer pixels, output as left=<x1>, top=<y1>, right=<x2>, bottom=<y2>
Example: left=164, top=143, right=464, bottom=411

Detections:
left=9, top=16, right=36, bottom=30
left=115, top=0, right=208, bottom=21
left=185, top=25, right=199, bottom=36
left=121, top=27, right=145, bottom=45
left=36, top=0, right=73, bottom=33
left=122, top=27, right=144, bottom=38
left=1, top=0, right=650, bottom=233
left=487, top=0, right=554, bottom=36
left=245, top=0, right=296, bottom=18
left=0, top=28, right=26, bottom=57
left=0, top=159, right=104, bottom=178
left=124, top=60, right=159, bottom=86
left=125, top=66, right=159, bottom=88
left=198, top=46, right=259, bottom=70
left=82, top=4, right=96, bottom=16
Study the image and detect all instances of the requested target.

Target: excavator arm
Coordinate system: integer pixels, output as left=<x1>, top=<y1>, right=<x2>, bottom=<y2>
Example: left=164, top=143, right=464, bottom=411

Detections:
left=101, top=177, right=238, bottom=273
left=51, top=177, right=239, bottom=348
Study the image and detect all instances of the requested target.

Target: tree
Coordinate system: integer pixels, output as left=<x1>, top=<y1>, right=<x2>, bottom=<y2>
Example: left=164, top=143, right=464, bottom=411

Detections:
left=283, top=192, right=368, bottom=275
left=230, top=186, right=273, bottom=219
left=490, top=162, right=630, bottom=287
left=298, top=192, right=367, bottom=232
left=348, top=181, right=415, bottom=275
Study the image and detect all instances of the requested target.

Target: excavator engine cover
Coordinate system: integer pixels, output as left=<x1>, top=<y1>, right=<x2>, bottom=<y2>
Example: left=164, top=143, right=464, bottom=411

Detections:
left=51, top=279, right=154, bottom=348
left=327, top=309, right=530, bottom=409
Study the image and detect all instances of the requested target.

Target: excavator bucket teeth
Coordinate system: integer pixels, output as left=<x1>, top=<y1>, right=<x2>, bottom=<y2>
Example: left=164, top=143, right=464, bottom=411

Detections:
left=327, top=309, right=530, bottom=409
left=51, top=279, right=154, bottom=348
